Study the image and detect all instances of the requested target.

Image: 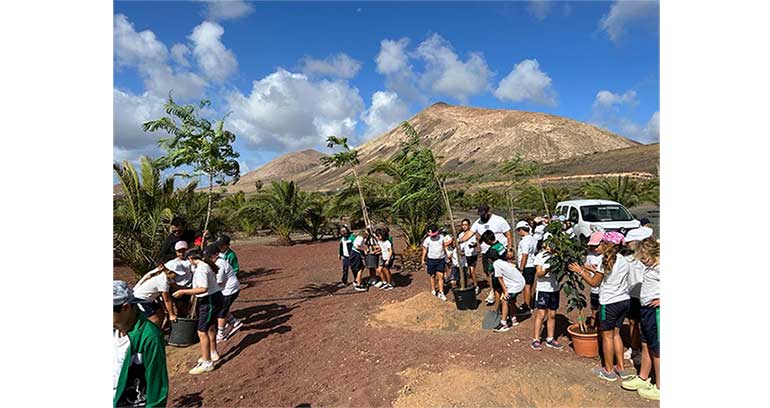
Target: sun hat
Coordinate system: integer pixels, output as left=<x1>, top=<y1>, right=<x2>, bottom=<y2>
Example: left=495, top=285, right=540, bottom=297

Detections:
left=602, top=231, right=625, bottom=245
left=625, top=227, right=653, bottom=242
left=588, top=231, right=604, bottom=246
left=174, top=240, right=188, bottom=251
left=113, top=280, right=140, bottom=306
left=515, top=220, right=531, bottom=230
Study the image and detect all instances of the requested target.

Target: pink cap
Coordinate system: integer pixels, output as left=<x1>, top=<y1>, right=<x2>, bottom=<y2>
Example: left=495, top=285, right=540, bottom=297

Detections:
left=174, top=240, right=188, bottom=251
left=428, top=230, right=440, bottom=237
left=587, top=231, right=604, bottom=246
left=602, top=231, right=625, bottom=245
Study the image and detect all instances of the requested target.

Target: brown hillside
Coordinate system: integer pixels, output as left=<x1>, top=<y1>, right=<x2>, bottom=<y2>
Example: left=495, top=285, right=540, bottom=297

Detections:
left=226, top=149, right=327, bottom=193
left=540, top=143, right=659, bottom=177
left=294, top=102, right=638, bottom=191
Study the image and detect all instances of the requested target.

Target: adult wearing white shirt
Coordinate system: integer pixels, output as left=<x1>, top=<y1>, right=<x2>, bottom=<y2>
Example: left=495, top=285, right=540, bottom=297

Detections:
left=470, top=204, right=513, bottom=304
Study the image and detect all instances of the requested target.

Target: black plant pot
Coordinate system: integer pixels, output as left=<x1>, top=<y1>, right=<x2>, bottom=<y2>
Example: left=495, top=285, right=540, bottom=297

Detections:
left=168, top=318, right=199, bottom=347
left=365, top=254, right=379, bottom=269
left=452, top=286, right=478, bottom=310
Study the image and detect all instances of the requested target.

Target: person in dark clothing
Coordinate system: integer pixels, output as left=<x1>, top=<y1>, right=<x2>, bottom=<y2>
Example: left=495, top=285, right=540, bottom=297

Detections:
left=158, top=217, right=196, bottom=262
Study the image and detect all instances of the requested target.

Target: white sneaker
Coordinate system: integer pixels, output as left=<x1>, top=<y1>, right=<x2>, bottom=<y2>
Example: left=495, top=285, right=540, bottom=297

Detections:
left=432, top=290, right=438, bottom=297
left=216, top=333, right=227, bottom=343
left=438, top=292, right=447, bottom=301
left=485, top=291, right=495, bottom=304
left=623, top=348, right=632, bottom=360
left=198, top=351, right=220, bottom=363
left=384, top=284, right=394, bottom=290
left=374, top=281, right=384, bottom=288
left=475, top=286, right=480, bottom=295
left=189, top=360, right=214, bottom=375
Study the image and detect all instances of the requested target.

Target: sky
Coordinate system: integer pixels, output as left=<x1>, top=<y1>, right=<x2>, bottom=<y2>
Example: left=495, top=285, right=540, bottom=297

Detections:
left=114, top=0, right=660, bottom=179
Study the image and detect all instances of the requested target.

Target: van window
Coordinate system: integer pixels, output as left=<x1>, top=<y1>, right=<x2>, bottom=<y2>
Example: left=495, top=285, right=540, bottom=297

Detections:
left=580, top=205, right=633, bottom=222
left=568, top=207, right=579, bottom=223
left=556, top=206, right=569, bottom=217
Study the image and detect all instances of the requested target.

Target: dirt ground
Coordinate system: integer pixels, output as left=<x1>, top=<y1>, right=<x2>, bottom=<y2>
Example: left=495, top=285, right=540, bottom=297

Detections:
left=114, top=236, right=659, bottom=407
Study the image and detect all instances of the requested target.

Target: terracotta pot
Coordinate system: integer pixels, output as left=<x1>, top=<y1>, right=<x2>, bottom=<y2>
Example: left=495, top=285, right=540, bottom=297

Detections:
left=567, top=323, right=599, bottom=357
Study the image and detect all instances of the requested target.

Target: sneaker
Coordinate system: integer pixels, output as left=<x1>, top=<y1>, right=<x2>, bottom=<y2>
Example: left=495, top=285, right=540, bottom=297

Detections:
left=189, top=360, right=214, bottom=375
left=485, top=291, right=495, bottom=305
left=197, top=351, right=220, bottom=363
left=613, top=365, right=635, bottom=380
left=374, top=281, right=384, bottom=288
left=216, top=333, right=227, bottom=343
left=623, top=348, right=632, bottom=360
left=438, top=292, right=447, bottom=301
left=637, top=382, right=660, bottom=401
left=384, top=283, right=394, bottom=290
left=354, top=284, right=367, bottom=292
left=621, top=375, right=651, bottom=391
left=508, top=317, right=519, bottom=326
left=591, top=367, right=618, bottom=382
left=474, top=286, right=480, bottom=295
left=530, top=339, right=543, bottom=351
left=545, top=339, right=564, bottom=350
left=432, top=290, right=438, bottom=297
left=493, top=322, right=510, bottom=332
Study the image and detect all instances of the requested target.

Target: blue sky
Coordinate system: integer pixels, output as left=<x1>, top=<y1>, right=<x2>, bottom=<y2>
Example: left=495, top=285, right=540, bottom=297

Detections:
left=114, top=0, right=659, bottom=178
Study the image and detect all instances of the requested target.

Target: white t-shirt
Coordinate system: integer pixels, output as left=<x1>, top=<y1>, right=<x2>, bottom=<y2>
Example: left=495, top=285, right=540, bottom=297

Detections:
left=534, top=251, right=559, bottom=292
left=216, top=256, right=240, bottom=296
left=640, top=263, right=660, bottom=306
left=585, top=253, right=602, bottom=295
left=133, top=270, right=169, bottom=302
left=447, top=246, right=467, bottom=268
left=340, top=237, right=350, bottom=257
left=517, top=234, right=537, bottom=268
left=533, top=224, right=546, bottom=242
left=379, top=240, right=392, bottom=261
left=458, top=232, right=478, bottom=257
left=626, top=255, right=646, bottom=298
left=423, top=236, right=446, bottom=259
left=165, top=258, right=192, bottom=287
left=192, top=262, right=221, bottom=298
left=599, top=254, right=631, bottom=305
left=352, top=236, right=365, bottom=253
left=471, top=214, right=510, bottom=253
left=493, top=259, right=525, bottom=294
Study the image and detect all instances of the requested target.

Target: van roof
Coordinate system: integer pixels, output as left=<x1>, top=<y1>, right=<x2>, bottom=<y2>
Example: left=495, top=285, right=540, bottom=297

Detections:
left=556, top=199, right=622, bottom=207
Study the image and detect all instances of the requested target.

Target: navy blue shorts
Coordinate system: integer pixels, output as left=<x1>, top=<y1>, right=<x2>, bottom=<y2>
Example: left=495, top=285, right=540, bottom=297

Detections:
left=466, top=255, right=478, bottom=267
left=218, top=290, right=239, bottom=318
left=639, top=305, right=660, bottom=356
left=599, top=299, right=630, bottom=331
left=522, top=267, right=536, bottom=285
left=628, top=297, right=641, bottom=321
left=137, top=299, right=162, bottom=318
left=426, top=258, right=446, bottom=275
left=197, top=291, right=224, bottom=332
left=535, top=291, right=560, bottom=310
left=590, top=293, right=600, bottom=310
left=349, top=251, right=363, bottom=273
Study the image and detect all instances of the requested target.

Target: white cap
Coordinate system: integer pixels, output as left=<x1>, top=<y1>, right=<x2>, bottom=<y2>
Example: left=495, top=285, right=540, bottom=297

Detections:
left=164, top=260, right=187, bottom=276
left=625, top=227, right=653, bottom=242
left=515, top=220, right=531, bottom=230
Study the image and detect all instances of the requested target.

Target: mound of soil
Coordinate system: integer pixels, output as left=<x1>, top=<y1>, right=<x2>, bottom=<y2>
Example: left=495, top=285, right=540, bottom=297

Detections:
left=372, top=291, right=486, bottom=333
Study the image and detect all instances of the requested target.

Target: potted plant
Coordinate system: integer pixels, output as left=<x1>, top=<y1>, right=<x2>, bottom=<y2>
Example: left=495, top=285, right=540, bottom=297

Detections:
left=544, top=221, right=599, bottom=357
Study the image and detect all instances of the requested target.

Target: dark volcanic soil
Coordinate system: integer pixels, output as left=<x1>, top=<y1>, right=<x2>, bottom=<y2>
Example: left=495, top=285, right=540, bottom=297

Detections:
left=114, top=237, right=658, bottom=408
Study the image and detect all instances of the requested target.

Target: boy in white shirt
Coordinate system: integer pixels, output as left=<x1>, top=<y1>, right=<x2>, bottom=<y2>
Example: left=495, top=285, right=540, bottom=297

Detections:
left=530, top=244, right=563, bottom=351
left=422, top=224, right=449, bottom=301
left=516, top=220, right=538, bottom=314
left=350, top=230, right=369, bottom=292
left=487, top=250, right=525, bottom=332
left=212, top=244, right=244, bottom=343
left=375, top=228, right=394, bottom=290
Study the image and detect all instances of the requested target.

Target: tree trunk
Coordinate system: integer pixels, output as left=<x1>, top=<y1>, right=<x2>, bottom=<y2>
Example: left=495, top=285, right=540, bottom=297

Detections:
left=537, top=177, right=550, bottom=218
left=351, top=167, right=372, bottom=232
left=438, top=179, right=466, bottom=289
left=202, top=173, right=213, bottom=248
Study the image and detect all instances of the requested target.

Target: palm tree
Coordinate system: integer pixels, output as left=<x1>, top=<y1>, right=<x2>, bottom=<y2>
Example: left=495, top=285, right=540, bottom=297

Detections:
left=113, top=156, right=197, bottom=277
left=582, top=175, right=658, bottom=208
left=299, top=192, right=330, bottom=241
left=514, top=184, right=573, bottom=213
left=251, top=180, right=304, bottom=245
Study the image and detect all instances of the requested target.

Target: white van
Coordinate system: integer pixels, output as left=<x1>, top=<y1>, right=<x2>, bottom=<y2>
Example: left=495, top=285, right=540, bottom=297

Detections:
left=554, top=199, right=641, bottom=241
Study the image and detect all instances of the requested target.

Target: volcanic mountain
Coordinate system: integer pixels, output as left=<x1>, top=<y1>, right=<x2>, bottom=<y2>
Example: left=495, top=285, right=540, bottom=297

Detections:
left=233, top=102, right=645, bottom=192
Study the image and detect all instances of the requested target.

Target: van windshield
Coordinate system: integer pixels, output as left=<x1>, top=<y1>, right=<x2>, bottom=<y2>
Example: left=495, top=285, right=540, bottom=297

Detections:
left=580, top=205, right=633, bottom=222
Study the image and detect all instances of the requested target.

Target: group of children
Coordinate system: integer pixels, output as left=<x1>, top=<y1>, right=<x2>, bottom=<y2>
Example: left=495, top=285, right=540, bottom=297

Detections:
left=126, top=234, right=244, bottom=375
left=338, top=225, right=396, bottom=292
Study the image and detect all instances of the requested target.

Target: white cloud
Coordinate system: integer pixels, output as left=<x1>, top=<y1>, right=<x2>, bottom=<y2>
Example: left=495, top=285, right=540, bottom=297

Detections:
left=618, top=112, right=659, bottom=143
left=593, top=89, right=638, bottom=109
left=414, top=34, right=492, bottom=103
left=204, top=0, right=255, bottom=21
left=599, top=0, right=659, bottom=45
left=299, top=53, right=362, bottom=79
left=493, top=59, right=556, bottom=106
left=527, top=1, right=553, bottom=21
left=114, top=14, right=207, bottom=100
left=376, top=38, right=410, bottom=75
left=226, top=69, right=364, bottom=151
left=361, top=91, right=410, bottom=140
left=189, top=21, right=238, bottom=83
left=171, top=44, right=191, bottom=67
left=113, top=88, right=168, bottom=165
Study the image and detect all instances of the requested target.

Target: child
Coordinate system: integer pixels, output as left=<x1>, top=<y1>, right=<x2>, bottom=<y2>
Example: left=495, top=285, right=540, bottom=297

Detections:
left=172, top=247, right=224, bottom=375
left=375, top=228, right=394, bottom=290
left=515, top=220, right=538, bottom=314
left=621, top=238, right=660, bottom=401
left=487, top=250, right=525, bottom=332
left=164, top=240, right=193, bottom=316
left=530, top=241, right=564, bottom=350
left=338, top=226, right=354, bottom=286
left=569, top=232, right=634, bottom=382
left=350, top=229, right=368, bottom=292
left=457, top=219, right=480, bottom=293
left=133, top=262, right=177, bottom=328
left=364, top=227, right=381, bottom=287
left=623, top=227, right=654, bottom=363
left=216, top=234, right=240, bottom=275
left=584, top=232, right=604, bottom=329
left=422, top=224, right=448, bottom=301
left=211, top=244, right=243, bottom=343
left=481, top=230, right=507, bottom=307
left=447, top=235, right=468, bottom=290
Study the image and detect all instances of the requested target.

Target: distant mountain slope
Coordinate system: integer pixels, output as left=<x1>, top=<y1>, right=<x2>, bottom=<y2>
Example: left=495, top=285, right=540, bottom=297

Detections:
left=226, top=149, right=327, bottom=193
